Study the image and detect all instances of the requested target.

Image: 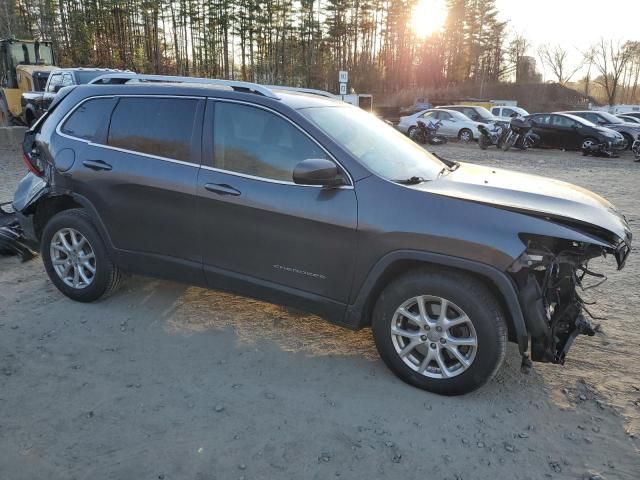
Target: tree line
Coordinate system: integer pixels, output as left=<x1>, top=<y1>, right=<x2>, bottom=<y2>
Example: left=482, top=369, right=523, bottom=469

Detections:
left=2, top=0, right=639, bottom=105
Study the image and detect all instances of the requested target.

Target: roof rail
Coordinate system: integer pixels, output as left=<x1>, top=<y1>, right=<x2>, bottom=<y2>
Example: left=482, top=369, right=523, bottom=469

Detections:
left=88, top=73, right=279, bottom=99
left=264, top=85, right=337, bottom=99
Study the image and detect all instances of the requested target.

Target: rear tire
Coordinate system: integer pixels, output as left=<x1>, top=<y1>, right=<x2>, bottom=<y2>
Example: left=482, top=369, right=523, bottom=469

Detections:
left=458, top=129, right=473, bottom=143
left=0, top=97, right=14, bottom=127
left=41, top=209, right=122, bottom=302
left=621, top=133, right=633, bottom=151
left=372, top=270, right=507, bottom=395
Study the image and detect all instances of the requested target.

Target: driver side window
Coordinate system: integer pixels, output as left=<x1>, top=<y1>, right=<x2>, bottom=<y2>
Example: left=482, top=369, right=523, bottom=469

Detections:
left=213, top=102, right=327, bottom=182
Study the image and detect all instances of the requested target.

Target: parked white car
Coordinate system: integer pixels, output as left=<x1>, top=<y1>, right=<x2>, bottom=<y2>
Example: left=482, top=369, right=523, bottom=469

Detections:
left=490, top=105, right=529, bottom=122
left=397, top=109, right=482, bottom=142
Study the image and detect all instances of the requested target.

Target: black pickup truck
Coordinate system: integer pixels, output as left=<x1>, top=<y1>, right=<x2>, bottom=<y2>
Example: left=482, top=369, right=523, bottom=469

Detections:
left=21, top=68, right=126, bottom=126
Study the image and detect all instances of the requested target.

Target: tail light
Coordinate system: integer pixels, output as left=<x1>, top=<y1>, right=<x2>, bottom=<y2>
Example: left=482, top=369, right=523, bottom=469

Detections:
left=22, top=146, right=44, bottom=177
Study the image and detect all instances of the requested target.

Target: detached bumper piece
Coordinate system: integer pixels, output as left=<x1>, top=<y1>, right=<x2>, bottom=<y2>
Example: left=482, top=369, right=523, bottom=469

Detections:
left=0, top=203, right=37, bottom=262
left=581, top=142, right=619, bottom=158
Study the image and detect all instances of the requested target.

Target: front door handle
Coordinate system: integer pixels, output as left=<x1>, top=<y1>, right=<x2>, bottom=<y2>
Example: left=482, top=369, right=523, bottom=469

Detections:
left=204, top=183, right=241, bottom=196
left=83, top=160, right=112, bottom=171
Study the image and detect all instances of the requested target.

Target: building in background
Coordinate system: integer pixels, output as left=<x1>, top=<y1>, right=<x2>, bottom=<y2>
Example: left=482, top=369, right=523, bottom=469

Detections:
left=516, top=56, right=542, bottom=84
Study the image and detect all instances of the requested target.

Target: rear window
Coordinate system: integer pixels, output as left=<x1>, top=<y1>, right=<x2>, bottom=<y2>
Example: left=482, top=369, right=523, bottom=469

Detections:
left=60, top=97, right=114, bottom=141
left=75, top=71, right=110, bottom=84
left=107, top=97, right=198, bottom=162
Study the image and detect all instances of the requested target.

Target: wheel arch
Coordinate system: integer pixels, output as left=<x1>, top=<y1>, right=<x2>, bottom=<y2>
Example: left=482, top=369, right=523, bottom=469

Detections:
left=28, top=193, right=113, bottom=249
left=458, top=127, right=474, bottom=140
left=344, top=250, right=528, bottom=354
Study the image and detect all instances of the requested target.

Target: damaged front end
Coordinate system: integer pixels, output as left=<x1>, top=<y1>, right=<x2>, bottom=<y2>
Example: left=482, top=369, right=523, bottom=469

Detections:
left=509, top=232, right=631, bottom=366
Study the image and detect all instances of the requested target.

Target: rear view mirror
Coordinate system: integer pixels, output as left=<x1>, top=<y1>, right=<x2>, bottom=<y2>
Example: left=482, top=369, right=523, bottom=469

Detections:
left=293, top=159, right=345, bottom=187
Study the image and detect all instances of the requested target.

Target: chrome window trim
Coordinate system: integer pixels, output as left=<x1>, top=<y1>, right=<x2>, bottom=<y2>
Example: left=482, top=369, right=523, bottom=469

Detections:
left=209, top=97, right=354, bottom=188
left=55, top=94, right=355, bottom=188
left=55, top=94, right=203, bottom=167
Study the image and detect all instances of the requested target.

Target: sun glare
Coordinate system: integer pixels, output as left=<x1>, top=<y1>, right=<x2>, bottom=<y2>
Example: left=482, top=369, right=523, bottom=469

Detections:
left=410, top=0, right=448, bottom=39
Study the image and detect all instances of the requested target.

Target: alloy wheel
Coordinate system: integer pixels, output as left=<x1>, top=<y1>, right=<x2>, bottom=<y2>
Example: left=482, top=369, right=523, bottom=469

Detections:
left=50, top=228, right=97, bottom=289
left=459, top=130, right=472, bottom=142
left=390, top=295, right=477, bottom=379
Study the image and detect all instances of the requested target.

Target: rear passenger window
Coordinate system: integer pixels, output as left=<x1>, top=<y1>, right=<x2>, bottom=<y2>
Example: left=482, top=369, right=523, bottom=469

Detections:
left=213, top=102, right=326, bottom=182
left=107, top=97, right=198, bottom=162
left=61, top=97, right=114, bottom=141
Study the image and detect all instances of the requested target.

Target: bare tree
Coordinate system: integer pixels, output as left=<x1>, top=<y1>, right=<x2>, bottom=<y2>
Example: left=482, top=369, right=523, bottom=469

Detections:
left=537, top=44, right=581, bottom=85
left=593, top=39, right=632, bottom=106
left=582, top=46, right=596, bottom=97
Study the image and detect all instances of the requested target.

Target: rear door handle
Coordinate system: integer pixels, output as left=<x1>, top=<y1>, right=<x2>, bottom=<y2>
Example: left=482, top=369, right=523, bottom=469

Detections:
left=204, top=183, right=241, bottom=196
left=83, top=160, right=112, bottom=171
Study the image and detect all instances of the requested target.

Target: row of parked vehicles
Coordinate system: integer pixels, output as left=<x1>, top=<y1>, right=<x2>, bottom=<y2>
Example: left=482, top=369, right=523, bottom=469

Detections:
left=397, top=104, right=640, bottom=160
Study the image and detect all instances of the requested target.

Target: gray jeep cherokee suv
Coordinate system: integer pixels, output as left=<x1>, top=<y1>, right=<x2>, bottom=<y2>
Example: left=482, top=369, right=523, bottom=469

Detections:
left=14, top=79, right=632, bottom=395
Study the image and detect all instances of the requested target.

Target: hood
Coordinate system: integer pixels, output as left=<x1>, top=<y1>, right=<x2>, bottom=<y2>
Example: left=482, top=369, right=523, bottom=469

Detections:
left=16, top=64, right=58, bottom=75
left=608, top=122, right=640, bottom=133
left=416, top=163, right=631, bottom=245
left=593, top=126, right=624, bottom=139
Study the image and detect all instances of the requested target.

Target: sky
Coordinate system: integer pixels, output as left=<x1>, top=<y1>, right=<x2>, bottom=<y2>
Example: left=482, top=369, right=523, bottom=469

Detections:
left=494, top=0, right=640, bottom=48
left=494, top=0, right=639, bottom=79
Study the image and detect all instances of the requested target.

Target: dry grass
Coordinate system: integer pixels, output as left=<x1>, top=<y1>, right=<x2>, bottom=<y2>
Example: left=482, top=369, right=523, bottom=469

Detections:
left=166, top=286, right=379, bottom=360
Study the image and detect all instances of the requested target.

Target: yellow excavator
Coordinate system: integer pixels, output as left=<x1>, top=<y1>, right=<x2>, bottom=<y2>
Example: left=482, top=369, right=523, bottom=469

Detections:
left=0, top=38, right=57, bottom=126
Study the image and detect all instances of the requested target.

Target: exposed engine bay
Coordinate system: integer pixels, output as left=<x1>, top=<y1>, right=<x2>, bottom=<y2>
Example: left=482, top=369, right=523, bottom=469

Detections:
left=509, top=233, right=630, bottom=368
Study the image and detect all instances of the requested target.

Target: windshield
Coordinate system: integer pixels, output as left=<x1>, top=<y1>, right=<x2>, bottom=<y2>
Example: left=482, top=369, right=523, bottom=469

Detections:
left=301, top=106, right=446, bottom=181
left=598, top=111, right=624, bottom=124
left=472, top=106, right=494, bottom=119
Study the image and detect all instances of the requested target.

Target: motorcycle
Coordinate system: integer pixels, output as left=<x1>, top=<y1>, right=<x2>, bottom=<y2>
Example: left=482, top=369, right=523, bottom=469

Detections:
left=477, top=123, right=504, bottom=150
left=501, top=116, right=539, bottom=151
left=631, top=139, right=640, bottom=162
left=410, top=119, right=448, bottom=145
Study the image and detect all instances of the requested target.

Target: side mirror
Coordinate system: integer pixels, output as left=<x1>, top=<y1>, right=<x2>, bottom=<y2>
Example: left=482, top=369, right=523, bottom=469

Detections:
left=53, top=84, right=63, bottom=93
left=293, top=159, right=345, bottom=187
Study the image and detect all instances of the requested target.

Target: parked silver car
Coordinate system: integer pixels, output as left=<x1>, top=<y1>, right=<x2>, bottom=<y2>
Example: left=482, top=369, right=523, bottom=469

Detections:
left=397, top=109, right=482, bottom=142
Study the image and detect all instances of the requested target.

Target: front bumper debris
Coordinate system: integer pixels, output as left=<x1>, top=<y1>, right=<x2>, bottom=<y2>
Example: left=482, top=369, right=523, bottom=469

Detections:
left=510, top=234, right=630, bottom=367
left=0, top=203, right=37, bottom=261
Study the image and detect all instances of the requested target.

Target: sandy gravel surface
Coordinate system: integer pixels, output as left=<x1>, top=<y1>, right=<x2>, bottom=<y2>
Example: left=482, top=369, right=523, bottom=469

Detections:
left=1, top=144, right=639, bottom=479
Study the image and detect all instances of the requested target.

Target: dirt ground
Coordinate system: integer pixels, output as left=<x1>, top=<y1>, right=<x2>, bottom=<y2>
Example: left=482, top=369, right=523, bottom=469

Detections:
left=1, top=143, right=639, bottom=480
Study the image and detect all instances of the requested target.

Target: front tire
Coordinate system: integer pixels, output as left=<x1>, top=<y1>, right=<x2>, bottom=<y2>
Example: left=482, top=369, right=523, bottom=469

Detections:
left=372, top=270, right=507, bottom=395
left=581, top=137, right=598, bottom=150
left=41, top=209, right=122, bottom=302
